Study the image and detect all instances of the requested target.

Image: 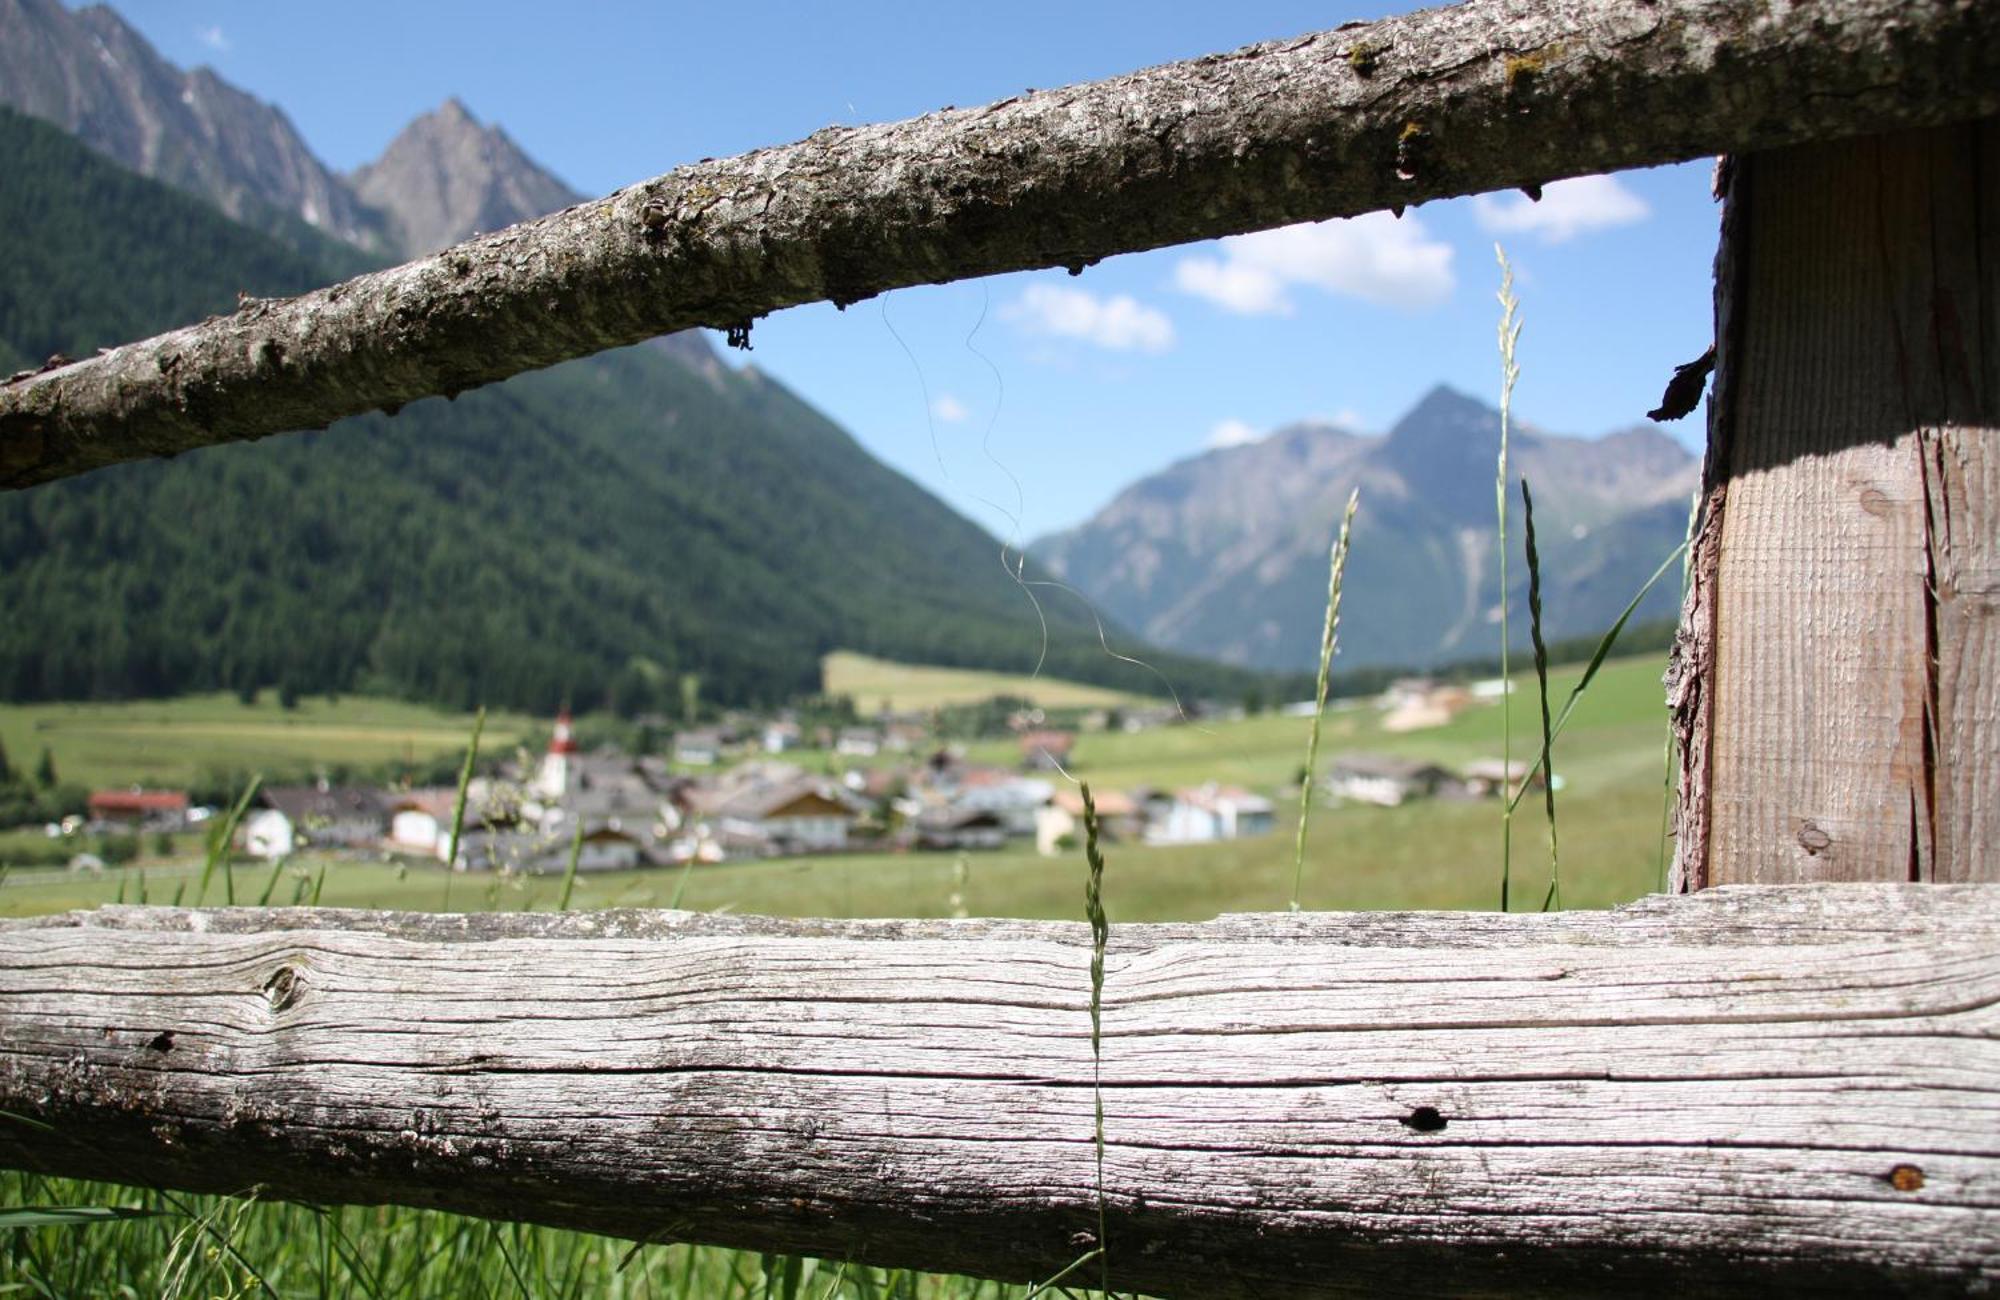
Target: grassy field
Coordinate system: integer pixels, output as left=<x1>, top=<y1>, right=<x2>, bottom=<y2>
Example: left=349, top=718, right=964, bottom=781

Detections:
left=822, top=651, right=1157, bottom=714
left=4, top=652, right=1672, bottom=920
left=0, top=691, right=524, bottom=792
left=1, top=652, right=1674, bottom=1298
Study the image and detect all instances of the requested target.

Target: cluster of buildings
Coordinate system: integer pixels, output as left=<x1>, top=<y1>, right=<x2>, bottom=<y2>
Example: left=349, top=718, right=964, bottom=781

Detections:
left=68, top=679, right=1538, bottom=874
left=73, top=708, right=1286, bottom=872
left=401, top=717, right=1275, bottom=868
left=1322, top=753, right=1537, bottom=807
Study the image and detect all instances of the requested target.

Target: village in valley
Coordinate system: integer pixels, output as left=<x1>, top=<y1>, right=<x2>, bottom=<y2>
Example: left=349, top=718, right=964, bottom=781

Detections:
left=45, top=674, right=1538, bottom=880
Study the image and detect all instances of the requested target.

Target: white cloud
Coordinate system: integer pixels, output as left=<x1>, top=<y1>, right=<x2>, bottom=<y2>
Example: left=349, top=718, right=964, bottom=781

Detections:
left=1204, top=418, right=1261, bottom=450
left=195, top=25, right=230, bottom=52
left=1473, top=174, right=1650, bottom=244
left=1002, top=283, right=1175, bottom=353
left=931, top=394, right=969, bottom=423
left=1330, top=407, right=1366, bottom=430
left=1174, top=259, right=1288, bottom=315
left=1174, top=212, right=1454, bottom=315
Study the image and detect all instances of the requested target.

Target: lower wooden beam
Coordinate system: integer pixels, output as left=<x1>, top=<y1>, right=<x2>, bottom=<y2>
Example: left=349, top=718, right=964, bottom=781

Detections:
left=2, top=886, right=1995, bottom=1296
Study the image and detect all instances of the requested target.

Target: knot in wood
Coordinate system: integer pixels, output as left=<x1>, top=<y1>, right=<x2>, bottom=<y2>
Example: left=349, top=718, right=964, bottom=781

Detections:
left=263, top=964, right=304, bottom=1013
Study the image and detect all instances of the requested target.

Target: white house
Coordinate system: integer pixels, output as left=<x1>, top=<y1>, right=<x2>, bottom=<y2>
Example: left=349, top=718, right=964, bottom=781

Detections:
left=1324, top=754, right=1460, bottom=807
left=385, top=789, right=459, bottom=856
left=688, top=769, right=863, bottom=853
left=260, top=785, right=387, bottom=848
left=1149, top=783, right=1277, bottom=845
left=1035, top=788, right=1142, bottom=856
left=835, top=727, right=881, bottom=758
left=948, top=774, right=1054, bottom=837
left=244, top=785, right=387, bottom=859
left=674, top=730, right=724, bottom=766
left=240, top=807, right=296, bottom=860
left=567, top=827, right=644, bottom=872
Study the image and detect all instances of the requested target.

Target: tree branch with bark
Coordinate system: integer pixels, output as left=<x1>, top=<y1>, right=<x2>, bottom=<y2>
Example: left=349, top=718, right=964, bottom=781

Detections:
left=4, top=0, right=1998, bottom=490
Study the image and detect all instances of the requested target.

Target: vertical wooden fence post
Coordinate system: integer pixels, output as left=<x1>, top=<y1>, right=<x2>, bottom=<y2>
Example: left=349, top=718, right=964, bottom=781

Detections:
left=1675, top=119, right=1999, bottom=889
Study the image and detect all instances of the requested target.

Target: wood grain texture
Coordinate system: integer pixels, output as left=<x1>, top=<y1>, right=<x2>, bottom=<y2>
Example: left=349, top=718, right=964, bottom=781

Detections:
left=2, top=886, right=1995, bottom=1297
left=5, top=0, right=2000, bottom=489
left=1697, top=121, right=2000, bottom=887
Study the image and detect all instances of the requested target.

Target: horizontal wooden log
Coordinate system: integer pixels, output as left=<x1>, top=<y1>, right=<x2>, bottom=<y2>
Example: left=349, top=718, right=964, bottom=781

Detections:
left=0, top=885, right=1994, bottom=1296
left=5, top=0, right=2000, bottom=489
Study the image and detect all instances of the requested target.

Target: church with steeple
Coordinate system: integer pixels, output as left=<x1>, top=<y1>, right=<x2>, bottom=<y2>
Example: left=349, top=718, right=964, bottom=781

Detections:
left=532, top=707, right=580, bottom=801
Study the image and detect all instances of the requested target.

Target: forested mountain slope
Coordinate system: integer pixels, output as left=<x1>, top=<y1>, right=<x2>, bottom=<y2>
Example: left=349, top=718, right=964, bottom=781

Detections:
left=0, top=107, right=1259, bottom=711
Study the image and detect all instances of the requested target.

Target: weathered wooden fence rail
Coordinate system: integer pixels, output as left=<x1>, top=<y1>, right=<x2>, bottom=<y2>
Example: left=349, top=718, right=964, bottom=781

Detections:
left=3, top=0, right=1997, bottom=488
left=1, top=886, right=1995, bottom=1297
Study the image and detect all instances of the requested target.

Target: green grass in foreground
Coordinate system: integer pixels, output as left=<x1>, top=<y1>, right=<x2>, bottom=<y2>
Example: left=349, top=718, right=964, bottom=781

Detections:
left=1, top=653, right=1673, bottom=1297
left=0, top=691, right=530, bottom=793
left=822, top=651, right=1156, bottom=715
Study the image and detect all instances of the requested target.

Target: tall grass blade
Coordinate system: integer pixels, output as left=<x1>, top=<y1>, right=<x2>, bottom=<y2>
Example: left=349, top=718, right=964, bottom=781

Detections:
left=1520, top=478, right=1560, bottom=912
left=1290, top=488, right=1359, bottom=913
left=1506, top=538, right=1688, bottom=814
left=194, top=774, right=260, bottom=907
left=557, top=819, right=584, bottom=912
left=1021, top=1248, right=1103, bottom=1300
left=1494, top=244, right=1522, bottom=912
left=440, top=706, right=486, bottom=911
left=254, top=857, right=286, bottom=908
left=668, top=853, right=697, bottom=909
left=1081, top=783, right=1111, bottom=1297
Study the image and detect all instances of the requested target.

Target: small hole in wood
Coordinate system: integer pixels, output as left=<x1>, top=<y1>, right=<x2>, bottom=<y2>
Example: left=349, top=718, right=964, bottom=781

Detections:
left=146, top=1031, right=175, bottom=1053
left=1400, top=1106, right=1447, bottom=1133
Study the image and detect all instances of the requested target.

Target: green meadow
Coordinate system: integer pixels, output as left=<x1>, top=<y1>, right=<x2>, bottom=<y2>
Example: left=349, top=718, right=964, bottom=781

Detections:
left=822, top=651, right=1157, bottom=715
left=2, top=652, right=1672, bottom=920
left=0, top=691, right=530, bottom=793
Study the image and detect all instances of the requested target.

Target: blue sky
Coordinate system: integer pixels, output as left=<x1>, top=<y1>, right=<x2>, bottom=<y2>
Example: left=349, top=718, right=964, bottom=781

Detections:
left=113, top=1, right=1719, bottom=542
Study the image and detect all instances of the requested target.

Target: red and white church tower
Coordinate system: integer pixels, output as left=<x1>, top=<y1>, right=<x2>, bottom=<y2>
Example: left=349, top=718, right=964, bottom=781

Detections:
left=533, top=707, right=580, bottom=800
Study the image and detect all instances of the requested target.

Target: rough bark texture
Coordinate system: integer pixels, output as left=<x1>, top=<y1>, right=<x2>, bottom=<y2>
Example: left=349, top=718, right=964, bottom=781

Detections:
left=1679, top=120, right=2000, bottom=888
left=5, top=0, right=1999, bottom=489
left=1665, top=157, right=1740, bottom=895
left=2, top=886, right=1995, bottom=1297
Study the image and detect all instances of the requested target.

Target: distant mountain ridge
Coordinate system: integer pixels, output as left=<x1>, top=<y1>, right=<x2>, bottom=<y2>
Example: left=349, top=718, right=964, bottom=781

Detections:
left=1031, top=387, right=1698, bottom=672
left=0, top=0, right=582, bottom=261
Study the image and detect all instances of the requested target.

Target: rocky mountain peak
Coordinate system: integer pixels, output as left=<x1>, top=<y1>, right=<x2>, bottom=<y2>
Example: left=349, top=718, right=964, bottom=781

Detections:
left=349, top=97, right=583, bottom=256
left=1031, top=387, right=1699, bottom=672
left=0, top=0, right=386, bottom=249
left=1378, top=383, right=1505, bottom=517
